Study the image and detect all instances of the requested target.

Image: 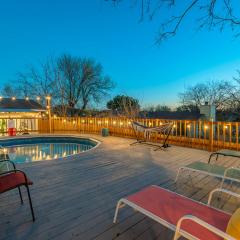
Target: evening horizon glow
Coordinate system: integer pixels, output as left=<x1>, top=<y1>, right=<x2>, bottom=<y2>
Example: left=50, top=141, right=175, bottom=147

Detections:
left=0, top=0, right=240, bottom=108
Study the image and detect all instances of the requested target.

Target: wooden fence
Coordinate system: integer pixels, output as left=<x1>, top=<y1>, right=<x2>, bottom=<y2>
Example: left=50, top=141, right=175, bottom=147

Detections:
left=37, top=117, right=240, bottom=151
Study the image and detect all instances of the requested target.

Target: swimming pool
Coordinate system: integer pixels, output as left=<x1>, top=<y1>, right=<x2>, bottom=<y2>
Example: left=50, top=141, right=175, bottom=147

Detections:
left=0, top=136, right=99, bottom=163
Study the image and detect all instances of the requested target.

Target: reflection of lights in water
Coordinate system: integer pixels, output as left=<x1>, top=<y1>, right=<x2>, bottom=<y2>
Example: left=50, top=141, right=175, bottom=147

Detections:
left=6, top=142, right=93, bottom=163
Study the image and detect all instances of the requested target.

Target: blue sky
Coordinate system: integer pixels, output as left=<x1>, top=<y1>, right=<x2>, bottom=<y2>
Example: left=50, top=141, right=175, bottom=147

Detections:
left=0, top=0, right=240, bottom=108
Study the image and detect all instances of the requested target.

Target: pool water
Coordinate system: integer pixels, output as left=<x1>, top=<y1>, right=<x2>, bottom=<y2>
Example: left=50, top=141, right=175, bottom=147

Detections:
left=0, top=137, right=98, bottom=163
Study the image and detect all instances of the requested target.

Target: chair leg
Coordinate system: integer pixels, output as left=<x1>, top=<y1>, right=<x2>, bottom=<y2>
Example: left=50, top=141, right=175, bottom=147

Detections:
left=175, top=168, right=183, bottom=183
left=18, top=187, right=23, bottom=204
left=113, top=200, right=124, bottom=223
left=25, top=185, right=35, bottom=222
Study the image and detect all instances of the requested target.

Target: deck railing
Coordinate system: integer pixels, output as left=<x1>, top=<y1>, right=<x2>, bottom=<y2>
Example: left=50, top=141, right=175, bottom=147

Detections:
left=37, top=117, right=240, bottom=151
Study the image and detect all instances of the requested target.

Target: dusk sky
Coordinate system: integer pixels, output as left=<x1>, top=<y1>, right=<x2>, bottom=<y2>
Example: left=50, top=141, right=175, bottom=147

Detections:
left=1, top=0, right=240, bottom=107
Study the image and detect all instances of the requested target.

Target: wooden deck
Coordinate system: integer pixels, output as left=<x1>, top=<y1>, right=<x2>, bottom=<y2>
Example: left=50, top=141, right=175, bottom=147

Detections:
left=1, top=134, right=240, bottom=240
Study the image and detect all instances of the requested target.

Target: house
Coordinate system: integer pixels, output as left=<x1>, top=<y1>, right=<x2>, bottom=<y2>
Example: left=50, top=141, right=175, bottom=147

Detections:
left=0, top=98, right=46, bottom=134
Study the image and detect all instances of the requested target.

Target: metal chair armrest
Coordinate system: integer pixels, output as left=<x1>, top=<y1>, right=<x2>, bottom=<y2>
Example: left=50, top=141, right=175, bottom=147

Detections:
left=0, top=160, right=16, bottom=170
left=208, top=188, right=240, bottom=206
left=173, top=214, right=235, bottom=240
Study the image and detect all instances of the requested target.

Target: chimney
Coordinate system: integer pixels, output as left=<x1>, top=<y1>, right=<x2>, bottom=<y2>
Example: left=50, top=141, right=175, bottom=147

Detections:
left=200, top=103, right=216, bottom=121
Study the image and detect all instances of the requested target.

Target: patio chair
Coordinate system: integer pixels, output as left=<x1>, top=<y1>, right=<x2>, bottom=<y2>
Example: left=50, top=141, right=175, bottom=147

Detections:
left=131, top=121, right=173, bottom=150
left=175, top=149, right=240, bottom=188
left=0, top=160, right=35, bottom=221
left=113, top=185, right=240, bottom=240
left=208, top=149, right=240, bottom=164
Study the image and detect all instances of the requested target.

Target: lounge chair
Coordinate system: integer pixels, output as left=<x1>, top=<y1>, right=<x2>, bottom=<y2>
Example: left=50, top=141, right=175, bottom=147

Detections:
left=175, top=150, right=240, bottom=187
left=0, top=160, right=35, bottom=221
left=131, top=121, right=173, bottom=150
left=209, top=149, right=240, bottom=164
left=113, top=185, right=239, bottom=240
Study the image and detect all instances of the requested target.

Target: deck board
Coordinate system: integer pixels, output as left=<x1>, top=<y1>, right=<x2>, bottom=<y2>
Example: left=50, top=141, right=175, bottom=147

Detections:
left=1, top=134, right=240, bottom=240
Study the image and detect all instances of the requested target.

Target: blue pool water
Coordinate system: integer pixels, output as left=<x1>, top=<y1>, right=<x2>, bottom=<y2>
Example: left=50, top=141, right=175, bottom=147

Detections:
left=0, top=137, right=98, bottom=163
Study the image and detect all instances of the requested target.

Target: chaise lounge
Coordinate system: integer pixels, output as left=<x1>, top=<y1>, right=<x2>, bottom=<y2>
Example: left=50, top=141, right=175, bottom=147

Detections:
left=114, top=185, right=240, bottom=240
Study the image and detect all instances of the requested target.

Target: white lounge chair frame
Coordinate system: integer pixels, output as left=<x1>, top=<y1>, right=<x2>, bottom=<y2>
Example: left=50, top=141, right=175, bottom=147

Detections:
left=113, top=186, right=239, bottom=240
left=175, top=165, right=240, bottom=188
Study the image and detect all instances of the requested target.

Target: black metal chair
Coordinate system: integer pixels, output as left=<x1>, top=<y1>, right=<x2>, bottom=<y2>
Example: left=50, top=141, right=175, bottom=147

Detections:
left=0, top=160, right=35, bottom=221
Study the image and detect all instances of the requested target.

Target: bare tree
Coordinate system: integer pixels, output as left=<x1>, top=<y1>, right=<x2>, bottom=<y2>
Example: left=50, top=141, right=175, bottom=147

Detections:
left=107, top=0, right=240, bottom=43
left=80, top=59, right=114, bottom=110
left=15, top=54, right=114, bottom=116
left=1, top=84, right=20, bottom=98
left=179, top=80, right=234, bottom=110
left=17, top=57, right=59, bottom=103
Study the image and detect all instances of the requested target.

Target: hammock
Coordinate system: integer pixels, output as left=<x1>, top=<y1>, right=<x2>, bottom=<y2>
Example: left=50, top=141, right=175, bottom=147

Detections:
left=131, top=121, right=173, bottom=150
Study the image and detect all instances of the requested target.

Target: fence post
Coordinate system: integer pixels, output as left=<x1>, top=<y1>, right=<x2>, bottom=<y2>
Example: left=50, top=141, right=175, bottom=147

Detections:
left=209, top=120, right=214, bottom=152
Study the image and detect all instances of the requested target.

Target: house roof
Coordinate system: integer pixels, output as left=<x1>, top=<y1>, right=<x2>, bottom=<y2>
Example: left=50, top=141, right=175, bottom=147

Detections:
left=0, top=98, right=46, bottom=112
left=141, top=111, right=202, bottom=120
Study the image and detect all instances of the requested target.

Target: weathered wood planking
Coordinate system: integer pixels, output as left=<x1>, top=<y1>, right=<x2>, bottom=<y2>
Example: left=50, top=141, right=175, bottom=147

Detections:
left=1, top=134, right=240, bottom=240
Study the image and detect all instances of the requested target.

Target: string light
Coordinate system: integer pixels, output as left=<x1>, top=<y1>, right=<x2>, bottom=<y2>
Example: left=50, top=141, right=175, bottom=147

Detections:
left=63, top=119, right=66, bottom=123
left=204, top=125, right=208, bottom=129
left=128, top=121, right=131, bottom=125
left=36, top=96, right=41, bottom=101
left=105, top=120, right=108, bottom=124
left=120, top=122, right=123, bottom=126
left=113, top=121, right=116, bottom=125
left=0, top=96, right=2, bottom=100
left=187, top=124, right=191, bottom=129
left=90, top=120, right=93, bottom=124
left=25, top=97, right=29, bottom=101
left=12, top=97, right=16, bottom=101
left=81, top=120, right=85, bottom=123
left=173, top=124, right=176, bottom=128
left=224, top=126, right=228, bottom=129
